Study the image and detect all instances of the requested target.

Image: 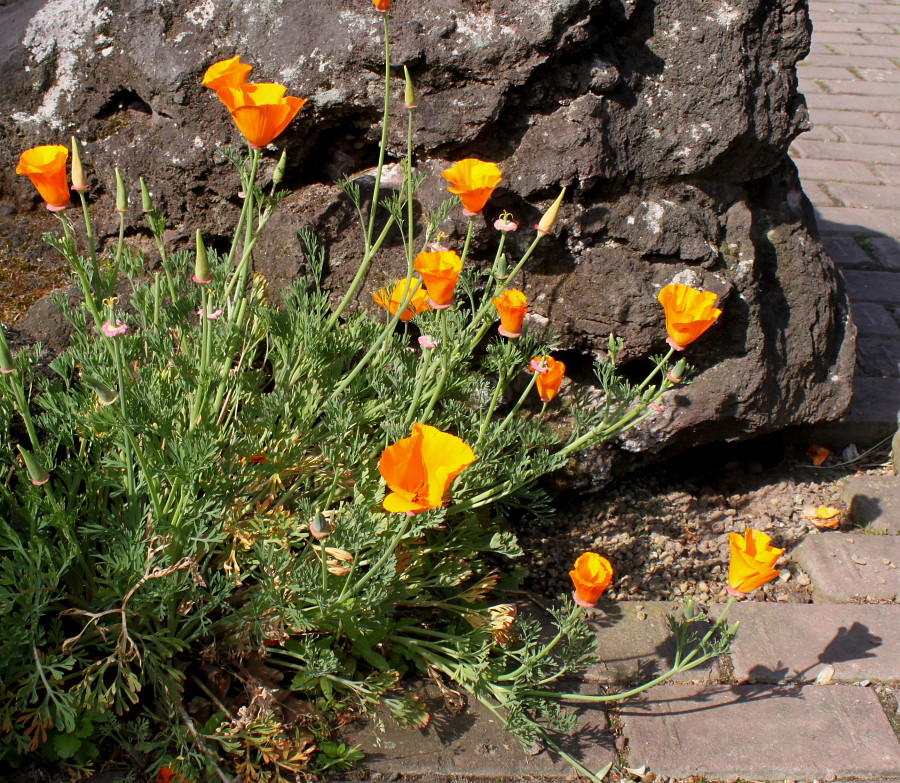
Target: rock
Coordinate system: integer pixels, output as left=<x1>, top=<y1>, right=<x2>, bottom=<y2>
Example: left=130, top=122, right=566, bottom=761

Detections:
left=0, top=0, right=854, bottom=474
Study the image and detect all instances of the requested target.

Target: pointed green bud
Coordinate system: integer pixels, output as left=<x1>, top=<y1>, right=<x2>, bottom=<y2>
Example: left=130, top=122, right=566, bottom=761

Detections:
left=70, top=136, right=87, bottom=191
left=273, top=149, right=287, bottom=185
left=192, top=230, right=212, bottom=284
left=536, top=187, right=565, bottom=235
left=666, top=358, right=687, bottom=384
left=140, top=177, right=153, bottom=213
left=403, top=65, right=417, bottom=109
left=114, top=167, right=127, bottom=213
left=17, top=445, right=49, bottom=486
left=0, top=329, right=14, bottom=374
left=309, top=512, right=332, bottom=540
left=83, top=375, right=118, bottom=406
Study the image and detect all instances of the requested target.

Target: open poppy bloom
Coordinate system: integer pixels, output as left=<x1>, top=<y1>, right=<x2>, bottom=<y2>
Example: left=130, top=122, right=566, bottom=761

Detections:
left=215, top=83, right=306, bottom=148
left=492, top=289, right=527, bottom=338
left=16, top=145, right=71, bottom=210
left=530, top=355, right=566, bottom=403
left=202, top=56, right=252, bottom=92
left=657, top=283, right=722, bottom=350
left=441, top=159, right=502, bottom=216
left=372, top=0, right=390, bottom=10
left=414, top=249, right=462, bottom=308
left=378, top=423, right=476, bottom=514
left=727, top=529, right=784, bottom=597
left=373, top=278, right=431, bottom=322
left=569, top=552, right=613, bottom=608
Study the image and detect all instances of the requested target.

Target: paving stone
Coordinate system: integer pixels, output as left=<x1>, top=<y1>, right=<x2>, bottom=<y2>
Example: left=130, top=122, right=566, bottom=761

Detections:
left=846, top=376, right=900, bottom=438
left=792, top=157, right=880, bottom=182
left=345, top=684, right=615, bottom=778
left=826, top=180, right=900, bottom=207
left=794, top=532, right=900, bottom=602
left=823, top=234, right=877, bottom=267
left=823, top=79, right=900, bottom=96
left=867, top=235, right=900, bottom=269
left=622, top=684, right=900, bottom=780
left=799, top=55, right=898, bottom=69
left=832, top=123, right=900, bottom=145
left=859, top=68, right=900, bottom=83
left=806, top=92, right=900, bottom=114
left=816, top=205, right=900, bottom=235
left=842, top=270, right=900, bottom=303
left=583, top=601, right=718, bottom=684
left=842, top=474, right=900, bottom=533
left=881, top=112, right=900, bottom=130
left=814, top=21, right=897, bottom=32
left=856, top=336, right=900, bottom=376
left=794, top=137, right=900, bottom=163
left=709, top=602, right=900, bottom=682
left=800, top=107, right=890, bottom=127
left=852, top=302, right=900, bottom=337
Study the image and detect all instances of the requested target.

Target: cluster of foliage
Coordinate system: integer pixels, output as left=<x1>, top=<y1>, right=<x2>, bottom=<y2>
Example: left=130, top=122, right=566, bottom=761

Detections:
left=0, top=5, right=753, bottom=782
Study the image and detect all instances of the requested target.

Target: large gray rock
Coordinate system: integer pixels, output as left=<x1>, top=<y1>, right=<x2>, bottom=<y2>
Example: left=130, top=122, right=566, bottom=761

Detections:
left=0, top=0, right=855, bottom=471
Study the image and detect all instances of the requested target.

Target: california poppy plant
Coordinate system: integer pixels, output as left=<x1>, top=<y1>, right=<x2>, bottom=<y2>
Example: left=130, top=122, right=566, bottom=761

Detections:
left=569, top=552, right=613, bottom=608
left=378, top=423, right=476, bottom=514
left=372, top=0, right=390, bottom=10
left=657, top=283, right=722, bottom=350
left=441, top=159, right=502, bottom=216
left=414, top=249, right=462, bottom=308
left=492, top=289, right=527, bottom=338
left=727, top=529, right=784, bottom=596
left=531, top=355, right=565, bottom=403
left=373, top=279, right=431, bottom=322
left=215, top=83, right=306, bottom=148
left=16, top=145, right=71, bottom=210
left=202, top=56, right=252, bottom=92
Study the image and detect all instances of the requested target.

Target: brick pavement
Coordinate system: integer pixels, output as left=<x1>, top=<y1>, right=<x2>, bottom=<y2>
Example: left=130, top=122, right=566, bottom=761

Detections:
left=791, top=0, right=900, bottom=439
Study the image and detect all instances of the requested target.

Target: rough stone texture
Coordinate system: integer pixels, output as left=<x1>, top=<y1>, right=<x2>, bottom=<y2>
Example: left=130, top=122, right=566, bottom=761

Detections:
left=583, top=600, right=718, bottom=684
left=794, top=532, right=900, bottom=602
left=0, top=0, right=855, bottom=467
left=621, top=684, right=900, bottom=779
left=709, top=602, right=900, bottom=683
left=843, top=474, right=900, bottom=534
left=342, top=683, right=615, bottom=778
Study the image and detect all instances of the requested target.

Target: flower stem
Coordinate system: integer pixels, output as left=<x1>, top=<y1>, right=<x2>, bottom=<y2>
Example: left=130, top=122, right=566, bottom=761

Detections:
left=364, top=12, right=392, bottom=253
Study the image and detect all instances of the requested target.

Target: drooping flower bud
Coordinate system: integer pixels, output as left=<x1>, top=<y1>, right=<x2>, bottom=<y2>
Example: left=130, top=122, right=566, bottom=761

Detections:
left=272, top=149, right=287, bottom=185
left=403, top=65, right=417, bottom=109
left=70, top=137, right=87, bottom=192
left=309, top=512, right=332, bottom=540
left=666, top=358, right=687, bottom=384
left=114, top=167, right=127, bottom=213
left=536, top=187, right=565, bottom=235
left=192, top=230, right=212, bottom=284
left=17, top=445, right=49, bottom=486
left=140, top=177, right=153, bottom=213
left=83, top=375, right=118, bottom=406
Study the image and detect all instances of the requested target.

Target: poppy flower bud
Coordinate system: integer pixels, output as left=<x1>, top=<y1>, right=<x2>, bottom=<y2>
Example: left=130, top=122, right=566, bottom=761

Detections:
left=70, top=137, right=87, bottom=192
left=373, top=0, right=390, bottom=12
left=17, top=445, right=49, bottom=486
left=193, top=230, right=212, bottom=284
left=536, top=187, right=565, bottom=235
left=666, top=358, right=686, bottom=383
left=403, top=65, right=417, bottom=109
left=114, top=167, right=127, bottom=213
left=83, top=375, right=118, bottom=406
left=140, top=177, right=153, bottom=213
left=272, top=149, right=287, bottom=185
left=0, top=331, right=14, bottom=374
left=309, top=512, right=332, bottom=539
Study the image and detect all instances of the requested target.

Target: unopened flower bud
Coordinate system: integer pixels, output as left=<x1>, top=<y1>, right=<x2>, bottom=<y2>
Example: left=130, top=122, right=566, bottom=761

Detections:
left=83, top=375, right=118, bottom=406
left=17, top=445, right=49, bottom=486
left=192, top=230, right=212, bottom=284
left=0, top=331, right=14, bottom=374
left=114, top=167, right=127, bottom=213
left=70, top=137, right=87, bottom=192
left=273, top=149, right=287, bottom=185
left=535, top=187, right=566, bottom=235
left=666, top=358, right=686, bottom=384
left=309, top=512, right=332, bottom=539
left=140, top=177, right=153, bottom=213
left=403, top=65, right=417, bottom=109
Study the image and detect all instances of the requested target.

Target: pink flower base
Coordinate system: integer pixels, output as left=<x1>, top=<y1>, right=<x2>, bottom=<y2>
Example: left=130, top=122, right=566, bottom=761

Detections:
left=498, top=326, right=521, bottom=338
left=666, top=336, right=686, bottom=351
left=428, top=299, right=452, bottom=310
left=725, top=585, right=746, bottom=599
left=45, top=202, right=70, bottom=212
left=572, top=591, right=597, bottom=609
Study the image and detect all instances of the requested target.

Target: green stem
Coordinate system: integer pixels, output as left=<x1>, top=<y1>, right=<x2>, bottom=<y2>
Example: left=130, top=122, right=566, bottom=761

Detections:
left=338, top=513, right=411, bottom=603
left=403, top=344, right=433, bottom=427
left=57, top=215, right=102, bottom=328
left=365, top=13, right=392, bottom=252
left=489, top=372, right=538, bottom=445
left=474, top=369, right=508, bottom=450
left=77, top=190, right=102, bottom=297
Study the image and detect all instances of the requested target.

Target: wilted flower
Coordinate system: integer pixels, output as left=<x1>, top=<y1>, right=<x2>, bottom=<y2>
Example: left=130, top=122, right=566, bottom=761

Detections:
left=441, top=159, right=502, bottom=216
left=214, top=82, right=306, bottom=148
left=418, top=334, right=438, bottom=349
left=16, top=145, right=71, bottom=210
left=493, top=212, right=518, bottom=232
left=378, top=422, right=476, bottom=514
left=657, top=283, right=722, bottom=350
left=569, top=552, right=613, bottom=608
left=101, top=320, right=129, bottom=337
left=414, top=249, right=462, bottom=309
left=197, top=307, right=224, bottom=320
left=492, top=289, right=527, bottom=338
left=530, top=355, right=565, bottom=403
left=727, top=529, right=784, bottom=597
left=373, top=279, right=431, bottom=322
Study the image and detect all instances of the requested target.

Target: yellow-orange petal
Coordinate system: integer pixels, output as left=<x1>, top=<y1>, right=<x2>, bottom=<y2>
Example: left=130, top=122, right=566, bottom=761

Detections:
left=657, top=283, right=722, bottom=349
left=492, top=289, right=527, bottom=337
left=533, top=356, right=565, bottom=403
left=202, top=56, right=252, bottom=92
left=569, top=552, right=613, bottom=606
left=441, top=159, right=502, bottom=215
left=373, top=279, right=431, bottom=322
left=16, top=145, right=71, bottom=208
left=727, top=529, right=784, bottom=593
left=414, top=250, right=462, bottom=307
left=218, top=84, right=305, bottom=147
left=373, top=0, right=390, bottom=10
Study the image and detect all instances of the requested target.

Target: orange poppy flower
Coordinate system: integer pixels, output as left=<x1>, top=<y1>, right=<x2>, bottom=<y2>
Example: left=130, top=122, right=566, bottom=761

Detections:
left=202, top=56, right=252, bottom=92
left=727, top=529, right=784, bottom=596
left=492, top=289, right=527, bottom=338
left=16, top=145, right=71, bottom=210
left=657, top=283, right=722, bottom=350
left=378, top=423, right=476, bottom=514
left=373, top=279, right=431, bottom=322
left=216, top=83, right=306, bottom=148
left=530, top=356, right=565, bottom=403
left=414, top=249, right=462, bottom=308
left=806, top=444, right=831, bottom=466
left=441, top=159, right=502, bottom=216
left=373, top=0, right=390, bottom=10
left=569, top=552, right=613, bottom=608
